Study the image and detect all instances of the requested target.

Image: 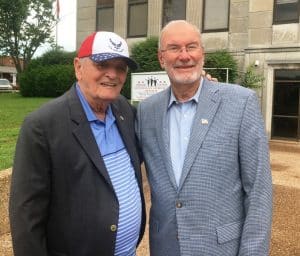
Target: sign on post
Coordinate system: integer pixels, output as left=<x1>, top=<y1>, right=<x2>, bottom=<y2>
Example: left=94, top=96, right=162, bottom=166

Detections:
left=131, top=71, right=170, bottom=102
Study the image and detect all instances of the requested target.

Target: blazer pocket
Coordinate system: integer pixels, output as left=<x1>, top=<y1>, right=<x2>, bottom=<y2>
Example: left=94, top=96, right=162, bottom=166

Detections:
left=216, top=220, right=243, bottom=244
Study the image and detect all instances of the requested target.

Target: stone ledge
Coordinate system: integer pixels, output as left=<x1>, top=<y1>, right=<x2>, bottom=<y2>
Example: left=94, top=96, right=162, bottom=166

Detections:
left=0, top=169, right=11, bottom=236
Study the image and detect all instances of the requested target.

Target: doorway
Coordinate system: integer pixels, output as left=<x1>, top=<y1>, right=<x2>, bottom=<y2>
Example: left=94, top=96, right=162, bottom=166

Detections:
left=271, top=69, right=300, bottom=140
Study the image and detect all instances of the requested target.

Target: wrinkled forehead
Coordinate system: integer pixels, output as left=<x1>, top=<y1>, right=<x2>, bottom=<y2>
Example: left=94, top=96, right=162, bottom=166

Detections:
left=160, top=23, right=201, bottom=47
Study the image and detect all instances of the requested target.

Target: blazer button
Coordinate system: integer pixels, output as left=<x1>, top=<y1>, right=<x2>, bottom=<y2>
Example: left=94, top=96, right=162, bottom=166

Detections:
left=110, top=224, right=117, bottom=232
left=176, top=201, right=182, bottom=208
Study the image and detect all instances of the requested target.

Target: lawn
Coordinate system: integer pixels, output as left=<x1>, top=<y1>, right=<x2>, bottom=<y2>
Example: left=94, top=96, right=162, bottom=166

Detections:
left=0, top=93, right=53, bottom=170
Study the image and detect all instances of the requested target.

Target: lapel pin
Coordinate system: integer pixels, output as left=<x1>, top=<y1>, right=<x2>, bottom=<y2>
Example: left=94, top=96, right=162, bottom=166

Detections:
left=201, top=118, right=208, bottom=125
left=120, top=115, right=124, bottom=121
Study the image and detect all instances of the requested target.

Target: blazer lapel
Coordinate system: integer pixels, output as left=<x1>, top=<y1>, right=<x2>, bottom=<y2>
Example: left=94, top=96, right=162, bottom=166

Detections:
left=178, top=80, right=221, bottom=191
left=67, top=85, right=113, bottom=188
left=155, top=88, right=178, bottom=191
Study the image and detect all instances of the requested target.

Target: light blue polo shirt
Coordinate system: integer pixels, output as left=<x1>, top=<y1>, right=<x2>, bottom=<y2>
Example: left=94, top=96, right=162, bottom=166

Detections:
left=76, top=84, right=141, bottom=256
left=167, top=79, right=203, bottom=186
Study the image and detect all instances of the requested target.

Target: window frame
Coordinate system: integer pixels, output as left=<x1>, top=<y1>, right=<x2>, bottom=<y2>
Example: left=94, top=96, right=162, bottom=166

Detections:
left=202, top=0, right=230, bottom=33
left=162, top=0, right=186, bottom=27
left=273, top=0, right=300, bottom=25
left=127, top=0, right=148, bottom=38
left=96, top=0, right=114, bottom=32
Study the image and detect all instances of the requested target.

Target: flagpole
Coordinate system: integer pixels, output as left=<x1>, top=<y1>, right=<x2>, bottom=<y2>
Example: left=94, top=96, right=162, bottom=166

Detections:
left=56, top=0, right=60, bottom=48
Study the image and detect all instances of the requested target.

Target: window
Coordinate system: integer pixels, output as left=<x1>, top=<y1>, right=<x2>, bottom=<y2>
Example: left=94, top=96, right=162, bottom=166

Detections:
left=96, top=0, right=114, bottom=31
left=162, top=0, right=186, bottom=26
left=273, top=0, right=299, bottom=24
left=202, top=0, right=230, bottom=32
left=127, top=0, right=148, bottom=37
left=272, top=69, right=300, bottom=140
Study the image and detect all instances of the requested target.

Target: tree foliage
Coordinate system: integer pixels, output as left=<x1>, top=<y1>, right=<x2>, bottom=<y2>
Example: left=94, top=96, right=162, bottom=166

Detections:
left=204, top=50, right=238, bottom=83
left=240, top=64, right=264, bottom=89
left=19, top=48, right=76, bottom=97
left=0, top=0, right=56, bottom=73
left=122, top=37, right=162, bottom=98
left=130, top=37, right=162, bottom=72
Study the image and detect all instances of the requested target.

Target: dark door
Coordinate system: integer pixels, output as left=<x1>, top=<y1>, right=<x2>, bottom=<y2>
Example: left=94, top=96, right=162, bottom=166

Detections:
left=272, top=69, right=300, bottom=141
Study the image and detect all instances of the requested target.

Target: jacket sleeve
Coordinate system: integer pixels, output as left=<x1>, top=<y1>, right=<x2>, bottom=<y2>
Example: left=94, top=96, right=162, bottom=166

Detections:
left=238, top=91, right=273, bottom=255
left=9, top=114, right=50, bottom=256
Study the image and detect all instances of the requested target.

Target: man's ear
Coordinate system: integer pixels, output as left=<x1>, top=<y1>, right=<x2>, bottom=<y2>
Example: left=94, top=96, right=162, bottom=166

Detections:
left=158, top=51, right=165, bottom=69
left=74, top=57, right=83, bottom=80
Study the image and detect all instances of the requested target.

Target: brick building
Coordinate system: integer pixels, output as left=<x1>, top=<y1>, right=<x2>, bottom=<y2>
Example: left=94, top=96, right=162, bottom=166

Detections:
left=0, top=56, right=17, bottom=86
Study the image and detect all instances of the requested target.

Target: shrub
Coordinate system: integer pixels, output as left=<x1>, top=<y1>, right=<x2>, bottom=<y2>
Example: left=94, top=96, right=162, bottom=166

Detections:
left=122, top=37, right=162, bottom=98
left=240, top=64, right=264, bottom=89
left=20, top=49, right=76, bottom=97
left=20, top=64, right=75, bottom=97
left=204, top=50, right=238, bottom=83
left=29, top=49, right=76, bottom=67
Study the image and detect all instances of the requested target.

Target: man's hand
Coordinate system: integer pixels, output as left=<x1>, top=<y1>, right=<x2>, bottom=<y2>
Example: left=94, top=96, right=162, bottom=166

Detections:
left=202, top=70, right=218, bottom=82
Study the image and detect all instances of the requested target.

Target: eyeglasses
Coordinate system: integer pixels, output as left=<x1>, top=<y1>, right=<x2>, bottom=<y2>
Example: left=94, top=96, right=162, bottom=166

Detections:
left=160, top=44, right=202, bottom=54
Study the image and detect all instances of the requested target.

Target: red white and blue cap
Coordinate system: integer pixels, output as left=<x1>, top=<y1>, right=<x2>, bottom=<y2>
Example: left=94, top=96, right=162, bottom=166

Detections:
left=77, top=31, right=138, bottom=70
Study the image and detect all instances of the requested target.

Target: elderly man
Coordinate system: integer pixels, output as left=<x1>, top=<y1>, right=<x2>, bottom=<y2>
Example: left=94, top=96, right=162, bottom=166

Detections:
left=9, top=31, right=145, bottom=256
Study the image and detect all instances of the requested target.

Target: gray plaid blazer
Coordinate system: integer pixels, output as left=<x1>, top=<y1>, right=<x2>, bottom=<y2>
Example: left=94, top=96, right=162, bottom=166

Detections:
left=136, top=79, right=272, bottom=256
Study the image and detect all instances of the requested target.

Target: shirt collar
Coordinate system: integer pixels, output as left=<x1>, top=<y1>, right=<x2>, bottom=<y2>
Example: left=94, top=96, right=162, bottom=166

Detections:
left=76, top=83, right=115, bottom=124
left=168, top=77, right=203, bottom=108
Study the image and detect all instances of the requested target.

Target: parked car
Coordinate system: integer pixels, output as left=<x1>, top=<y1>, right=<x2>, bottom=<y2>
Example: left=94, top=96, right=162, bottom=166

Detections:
left=0, top=79, right=13, bottom=90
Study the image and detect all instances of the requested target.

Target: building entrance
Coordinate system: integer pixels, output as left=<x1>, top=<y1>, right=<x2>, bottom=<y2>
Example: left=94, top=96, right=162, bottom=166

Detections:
left=272, top=69, right=300, bottom=141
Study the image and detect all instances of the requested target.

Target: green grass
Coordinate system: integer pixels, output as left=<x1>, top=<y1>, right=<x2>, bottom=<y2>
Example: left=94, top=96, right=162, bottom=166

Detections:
left=0, top=92, right=53, bottom=170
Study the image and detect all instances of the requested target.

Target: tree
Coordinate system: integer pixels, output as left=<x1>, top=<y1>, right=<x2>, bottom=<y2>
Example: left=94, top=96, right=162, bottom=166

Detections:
left=205, top=50, right=238, bottom=83
left=121, top=37, right=162, bottom=98
left=0, top=0, right=56, bottom=73
left=20, top=48, right=76, bottom=97
left=240, top=63, right=265, bottom=89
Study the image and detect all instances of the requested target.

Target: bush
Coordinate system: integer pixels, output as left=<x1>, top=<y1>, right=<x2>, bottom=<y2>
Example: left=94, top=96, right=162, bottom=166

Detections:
left=30, top=49, right=77, bottom=67
left=122, top=37, right=162, bottom=98
left=240, top=64, right=264, bottom=89
left=20, top=65, right=75, bottom=97
left=19, top=49, right=76, bottom=97
left=204, top=50, right=238, bottom=83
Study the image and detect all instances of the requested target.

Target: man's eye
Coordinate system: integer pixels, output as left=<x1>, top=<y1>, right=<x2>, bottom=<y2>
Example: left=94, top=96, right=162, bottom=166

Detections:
left=187, top=45, right=198, bottom=50
left=116, top=66, right=127, bottom=72
left=168, top=46, right=180, bottom=52
left=95, top=62, right=127, bottom=72
left=97, top=63, right=108, bottom=69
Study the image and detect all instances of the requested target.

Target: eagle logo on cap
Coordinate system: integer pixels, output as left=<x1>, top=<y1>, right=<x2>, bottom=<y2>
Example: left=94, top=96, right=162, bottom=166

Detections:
left=109, top=38, right=124, bottom=52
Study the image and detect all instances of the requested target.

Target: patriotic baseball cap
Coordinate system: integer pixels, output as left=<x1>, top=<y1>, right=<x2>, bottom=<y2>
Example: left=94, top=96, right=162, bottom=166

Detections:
left=77, top=31, right=138, bottom=70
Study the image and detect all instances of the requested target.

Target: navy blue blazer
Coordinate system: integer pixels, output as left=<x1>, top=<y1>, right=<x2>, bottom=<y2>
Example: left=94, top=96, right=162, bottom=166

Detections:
left=9, top=85, right=146, bottom=256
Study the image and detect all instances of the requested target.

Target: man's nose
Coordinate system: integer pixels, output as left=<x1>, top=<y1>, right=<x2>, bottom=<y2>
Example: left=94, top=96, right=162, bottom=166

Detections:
left=105, top=67, right=118, bottom=78
left=177, top=48, right=191, bottom=59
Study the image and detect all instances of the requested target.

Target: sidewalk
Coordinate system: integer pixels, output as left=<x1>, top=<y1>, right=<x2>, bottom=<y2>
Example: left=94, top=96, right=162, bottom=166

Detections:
left=269, top=140, right=300, bottom=256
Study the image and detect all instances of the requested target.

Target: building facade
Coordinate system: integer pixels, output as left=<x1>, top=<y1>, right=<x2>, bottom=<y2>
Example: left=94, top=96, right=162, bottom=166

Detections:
left=0, top=56, right=17, bottom=86
left=76, top=0, right=300, bottom=141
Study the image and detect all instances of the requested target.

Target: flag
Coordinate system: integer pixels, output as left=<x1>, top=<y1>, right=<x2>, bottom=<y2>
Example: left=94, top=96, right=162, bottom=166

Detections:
left=56, top=0, right=60, bottom=19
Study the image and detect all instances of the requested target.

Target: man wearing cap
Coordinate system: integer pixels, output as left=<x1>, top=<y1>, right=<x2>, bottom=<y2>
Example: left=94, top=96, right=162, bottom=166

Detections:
left=9, top=31, right=145, bottom=256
